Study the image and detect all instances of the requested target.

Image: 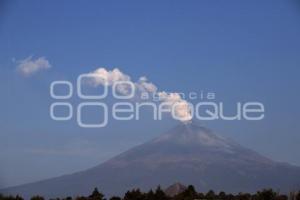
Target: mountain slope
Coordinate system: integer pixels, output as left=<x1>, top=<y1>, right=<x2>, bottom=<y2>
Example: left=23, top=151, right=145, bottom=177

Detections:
left=2, top=123, right=300, bottom=198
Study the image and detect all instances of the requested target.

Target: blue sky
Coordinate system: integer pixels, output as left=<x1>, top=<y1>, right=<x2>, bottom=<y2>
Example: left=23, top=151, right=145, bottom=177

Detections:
left=0, top=0, right=300, bottom=188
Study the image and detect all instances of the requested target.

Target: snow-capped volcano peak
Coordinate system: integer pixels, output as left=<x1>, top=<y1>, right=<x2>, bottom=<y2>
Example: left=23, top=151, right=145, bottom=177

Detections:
left=153, top=123, right=234, bottom=149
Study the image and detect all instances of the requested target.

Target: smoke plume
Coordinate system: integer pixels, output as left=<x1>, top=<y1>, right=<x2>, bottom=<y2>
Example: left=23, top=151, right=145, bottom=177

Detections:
left=85, top=68, right=192, bottom=122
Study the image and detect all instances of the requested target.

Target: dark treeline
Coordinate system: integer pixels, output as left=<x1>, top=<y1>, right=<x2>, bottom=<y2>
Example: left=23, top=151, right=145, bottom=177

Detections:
left=1, top=186, right=300, bottom=200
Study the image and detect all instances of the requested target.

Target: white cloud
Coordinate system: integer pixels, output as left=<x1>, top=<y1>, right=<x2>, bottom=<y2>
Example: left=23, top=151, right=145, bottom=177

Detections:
left=16, top=56, right=51, bottom=76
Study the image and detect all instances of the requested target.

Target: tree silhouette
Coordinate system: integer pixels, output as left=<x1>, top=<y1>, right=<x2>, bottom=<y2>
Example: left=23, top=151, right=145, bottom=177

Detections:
left=145, top=189, right=155, bottom=200
left=154, top=186, right=169, bottom=200
left=109, top=197, right=121, bottom=200
left=0, top=194, right=24, bottom=200
left=123, top=189, right=145, bottom=200
left=89, top=188, right=105, bottom=200
left=173, top=185, right=197, bottom=200
left=218, top=191, right=226, bottom=200
left=75, top=196, right=87, bottom=200
left=236, top=192, right=251, bottom=200
left=63, top=197, right=72, bottom=200
left=275, top=194, right=288, bottom=200
left=296, top=191, right=300, bottom=200
left=255, top=189, right=277, bottom=200
left=205, top=190, right=216, bottom=200
left=30, top=196, right=44, bottom=200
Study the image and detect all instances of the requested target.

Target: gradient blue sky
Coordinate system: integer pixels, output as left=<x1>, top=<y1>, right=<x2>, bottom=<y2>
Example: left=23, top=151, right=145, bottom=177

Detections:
left=1, top=0, right=300, bottom=188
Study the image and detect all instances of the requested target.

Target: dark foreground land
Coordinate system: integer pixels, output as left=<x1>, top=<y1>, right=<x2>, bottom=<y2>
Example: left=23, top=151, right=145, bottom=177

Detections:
left=1, top=185, right=300, bottom=200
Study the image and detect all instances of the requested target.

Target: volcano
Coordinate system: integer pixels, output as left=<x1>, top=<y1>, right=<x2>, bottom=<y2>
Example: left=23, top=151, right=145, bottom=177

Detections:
left=2, top=123, right=300, bottom=198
